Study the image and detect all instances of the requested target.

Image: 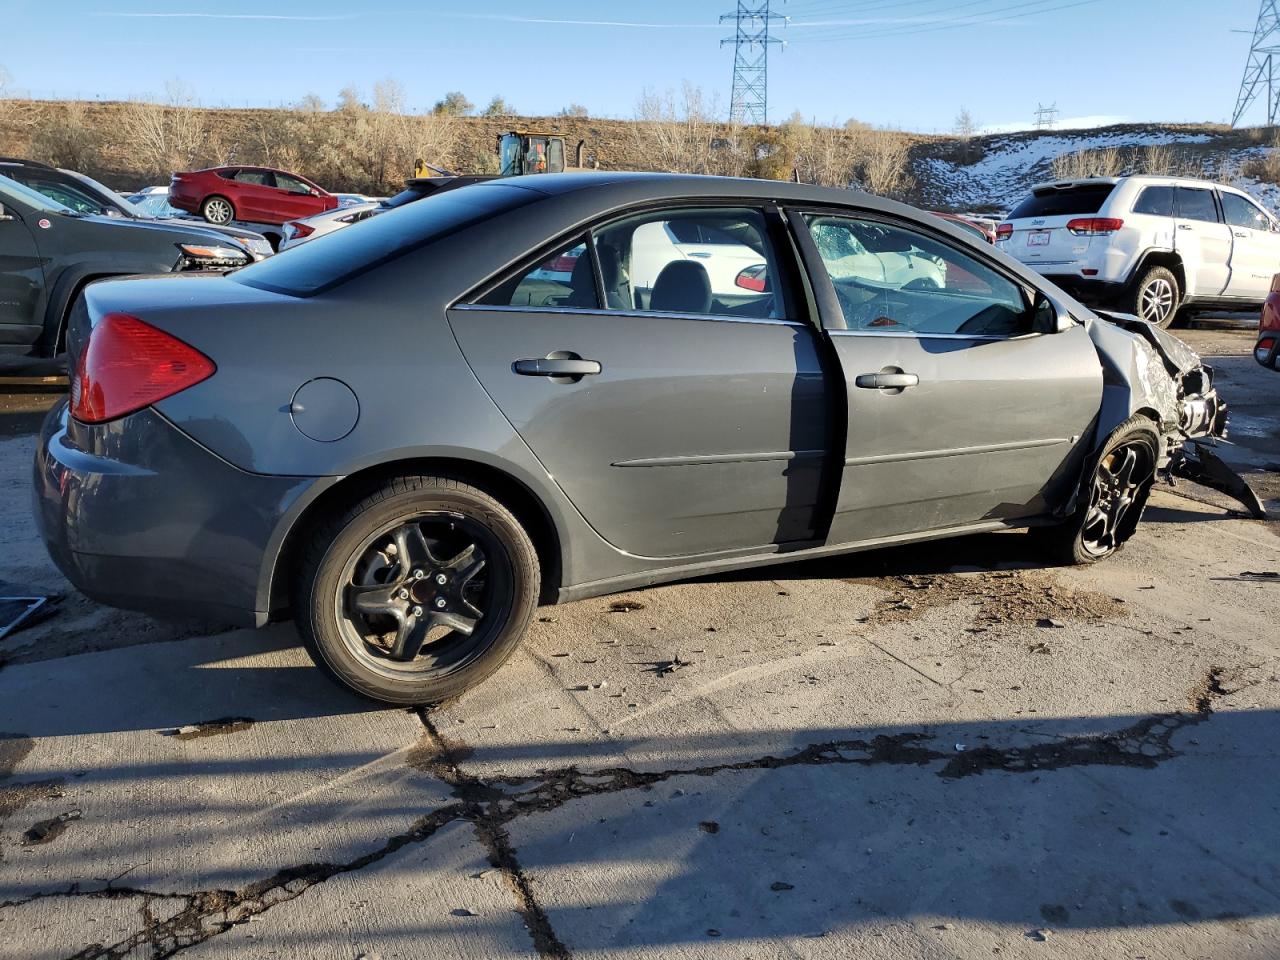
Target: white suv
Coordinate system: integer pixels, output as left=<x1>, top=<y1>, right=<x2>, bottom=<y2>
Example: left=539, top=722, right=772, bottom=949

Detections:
left=996, top=175, right=1280, bottom=327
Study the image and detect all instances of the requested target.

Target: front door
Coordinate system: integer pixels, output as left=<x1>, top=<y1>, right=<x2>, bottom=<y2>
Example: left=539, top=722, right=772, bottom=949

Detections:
left=448, top=207, right=834, bottom=560
left=273, top=172, right=327, bottom=222
left=1174, top=185, right=1232, bottom=298
left=0, top=197, right=46, bottom=350
left=1220, top=191, right=1280, bottom=300
left=793, top=211, right=1102, bottom=544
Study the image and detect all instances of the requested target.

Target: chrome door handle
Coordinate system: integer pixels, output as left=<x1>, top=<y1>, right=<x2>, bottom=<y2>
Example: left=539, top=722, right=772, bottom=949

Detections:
left=855, top=372, right=919, bottom=389
left=513, top=357, right=601, bottom=377
left=1235, top=231, right=1248, bottom=238
left=1177, top=224, right=1193, bottom=231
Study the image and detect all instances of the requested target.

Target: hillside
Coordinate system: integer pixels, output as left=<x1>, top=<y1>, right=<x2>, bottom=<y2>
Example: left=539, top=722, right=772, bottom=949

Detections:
left=911, top=122, right=1280, bottom=214
left=2, top=99, right=1278, bottom=215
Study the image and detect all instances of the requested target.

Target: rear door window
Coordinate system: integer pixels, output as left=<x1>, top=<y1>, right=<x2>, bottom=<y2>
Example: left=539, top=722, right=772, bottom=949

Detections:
left=234, top=169, right=273, bottom=186
left=477, top=238, right=596, bottom=309
left=593, top=207, right=787, bottom=319
left=1007, top=184, right=1116, bottom=219
left=1175, top=187, right=1220, bottom=223
left=1131, top=185, right=1174, bottom=217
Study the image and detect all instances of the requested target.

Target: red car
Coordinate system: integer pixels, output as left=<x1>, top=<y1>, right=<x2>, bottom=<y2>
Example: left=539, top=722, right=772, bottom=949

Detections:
left=169, top=166, right=338, bottom=227
left=929, top=211, right=997, bottom=244
left=1257, top=272, right=1280, bottom=370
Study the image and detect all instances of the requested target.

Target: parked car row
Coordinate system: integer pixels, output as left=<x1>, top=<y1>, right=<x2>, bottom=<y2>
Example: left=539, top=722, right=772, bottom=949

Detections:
left=0, top=171, right=258, bottom=358
left=32, top=171, right=1231, bottom=705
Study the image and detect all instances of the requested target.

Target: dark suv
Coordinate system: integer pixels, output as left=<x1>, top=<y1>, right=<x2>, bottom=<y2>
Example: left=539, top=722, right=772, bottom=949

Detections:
left=0, top=174, right=252, bottom=358
left=0, top=158, right=273, bottom=260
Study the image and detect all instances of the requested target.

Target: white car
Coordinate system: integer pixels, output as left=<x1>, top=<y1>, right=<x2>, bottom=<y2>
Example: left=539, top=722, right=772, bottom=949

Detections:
left=997, top=175, right=1280, bottom=327
left=628, top=217, right=943, bottom=303
left=280, top=201, right=380, bottom=250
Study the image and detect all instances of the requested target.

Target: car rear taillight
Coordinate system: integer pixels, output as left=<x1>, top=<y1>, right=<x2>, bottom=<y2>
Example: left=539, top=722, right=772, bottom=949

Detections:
left=1259, top=337, right=1276, bottom=355
left=1066, top=217, right=1124, bottom=236
left=995, top=223, right=1013, bottom=241
left=71, top=313, right=215, bottom=424
left=288, top=220, right=315, bottom=240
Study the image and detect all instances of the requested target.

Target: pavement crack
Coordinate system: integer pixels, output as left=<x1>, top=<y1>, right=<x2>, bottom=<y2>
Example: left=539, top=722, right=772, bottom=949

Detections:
left=418, top=710, right=572, bottom=960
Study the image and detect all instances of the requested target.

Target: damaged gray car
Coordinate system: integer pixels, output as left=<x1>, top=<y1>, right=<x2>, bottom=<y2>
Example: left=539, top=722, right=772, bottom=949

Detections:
left=34, top=173, right=1233, bottom=705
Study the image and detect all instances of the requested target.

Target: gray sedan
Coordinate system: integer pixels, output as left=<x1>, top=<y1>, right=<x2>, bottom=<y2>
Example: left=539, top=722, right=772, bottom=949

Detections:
left=34, top=173, right=1227, bottom=704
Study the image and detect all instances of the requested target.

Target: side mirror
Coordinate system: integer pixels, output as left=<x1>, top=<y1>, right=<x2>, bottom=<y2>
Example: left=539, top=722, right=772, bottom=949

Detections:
left=735, top=264, right=768, bottom=293
left=1030, top=294, right=1064, bottom=334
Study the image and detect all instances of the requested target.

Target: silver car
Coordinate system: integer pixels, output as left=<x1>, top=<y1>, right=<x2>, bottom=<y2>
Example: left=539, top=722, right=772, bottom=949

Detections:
left=34, top=173, right=1227, bottom=704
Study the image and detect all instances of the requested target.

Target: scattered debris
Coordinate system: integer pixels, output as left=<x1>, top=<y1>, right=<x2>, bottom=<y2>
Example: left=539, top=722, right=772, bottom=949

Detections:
left=0, top=594, right=57, bottom=641
left=21, top=809, right=81, bottom=846
left=165, top=718, right=255, bottom=740
left=1026, top=928, right=1053, bottom=942
left=1213, top=571, right=1280, bottom=583
left=608, top=600, right=646, bottom=613
left=770, top=881, right=794, bottom=891
left=643, top=654, right=692, bottom=677
left=954, top=744, right=966, bottom=752
left=1028, top=642, right=1052, bottom=655
left=707, top=929, right=722, bottom=937
left=698, top=821, right=719, bottom=834
left=451, top=908, right=478, bottom=917
left=570, top=681, right=608, bottom=691
left=1037, top=618, right=1065, bottom=628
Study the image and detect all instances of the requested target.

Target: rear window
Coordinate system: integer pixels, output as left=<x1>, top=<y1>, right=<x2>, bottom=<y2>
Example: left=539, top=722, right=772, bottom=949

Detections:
left=1007, top=183, right=1116, bottom=219
left=232, top=184, right=538, bottom=296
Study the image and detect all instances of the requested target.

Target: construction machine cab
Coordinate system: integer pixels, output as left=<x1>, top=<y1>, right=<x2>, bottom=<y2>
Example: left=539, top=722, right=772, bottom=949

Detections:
left=498, top=132, right=567, bottom=176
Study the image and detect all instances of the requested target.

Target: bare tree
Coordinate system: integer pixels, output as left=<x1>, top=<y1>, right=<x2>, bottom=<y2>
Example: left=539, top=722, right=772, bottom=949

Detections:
left=119, top=81, right=210, bottom=180
left=483, top=96, right=515, bottom=118
left=559, top=103, right=589, bottom=118
left=29, top=101, right=100, bottom=170
left=433, top=91, right=473, bottom=117
left=954, top=107, right=977, bottom=140
left=631, top=83, right=719, bottom=174
left=856, top=131, right=914, bottom=198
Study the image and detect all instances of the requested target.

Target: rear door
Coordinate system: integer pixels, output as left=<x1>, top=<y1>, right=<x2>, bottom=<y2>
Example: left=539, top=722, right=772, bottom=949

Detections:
left=231, top=169, right=277, bottom=222
left=999, top=182, right=1117, bottom=270
left=1173, top=185, right=1231, bottom=297
left=0, top=196, right=46, bottom=349
left=448, top=205, right=835, bottom=559
left=793, top=210, right=1102, bottom=544
left=1220, top=191, right=1280, bottom=300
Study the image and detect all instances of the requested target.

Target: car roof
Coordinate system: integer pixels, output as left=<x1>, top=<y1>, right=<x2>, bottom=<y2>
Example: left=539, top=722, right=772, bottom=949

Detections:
left=459, top=171, right=927, bottom=220
left=1027, top=174, right=1239, bottom=193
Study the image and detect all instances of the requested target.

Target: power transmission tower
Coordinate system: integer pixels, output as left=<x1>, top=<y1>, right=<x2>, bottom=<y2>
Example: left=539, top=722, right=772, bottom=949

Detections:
left=720, top=3, right=788, bottom=125
left=1232, top=0, right=1280, bottom=127
left=1033, top=103, right=1059, bottom=131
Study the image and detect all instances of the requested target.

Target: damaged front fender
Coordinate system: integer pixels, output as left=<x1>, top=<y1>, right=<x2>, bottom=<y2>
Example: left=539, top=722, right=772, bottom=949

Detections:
left=1089, top=310, right=1262, bottom=519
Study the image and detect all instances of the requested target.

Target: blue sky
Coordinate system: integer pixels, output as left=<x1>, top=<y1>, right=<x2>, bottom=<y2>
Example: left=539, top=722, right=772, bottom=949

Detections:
left=0, top=0, right=1263, bottom=131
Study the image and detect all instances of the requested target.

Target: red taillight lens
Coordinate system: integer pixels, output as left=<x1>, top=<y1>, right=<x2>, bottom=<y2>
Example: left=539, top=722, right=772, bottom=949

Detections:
left=1066, top=217, right=1124, bottom=236
left=1259, top=337, right=1276, bottom=353
left=71, top=313, right=215, bottom=424
left=995, top=223, right=1013, bottom=240
left=289, top=220, right=315, bottom=240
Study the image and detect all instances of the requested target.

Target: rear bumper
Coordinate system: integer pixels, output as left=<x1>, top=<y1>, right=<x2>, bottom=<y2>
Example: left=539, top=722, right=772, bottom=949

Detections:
left=1041, top=275, right=1126, bottom=303
left=33, top=402, right=318, bottom=626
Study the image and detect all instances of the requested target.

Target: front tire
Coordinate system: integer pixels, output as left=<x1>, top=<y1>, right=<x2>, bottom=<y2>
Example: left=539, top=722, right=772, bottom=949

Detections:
left=1034, top=416, right=1161, bottom=565
left=294, top=475, right=540, bottom=705
left=1124, top=265, right=1180, bottom=329
left=201, top=195, right=235, bottom=225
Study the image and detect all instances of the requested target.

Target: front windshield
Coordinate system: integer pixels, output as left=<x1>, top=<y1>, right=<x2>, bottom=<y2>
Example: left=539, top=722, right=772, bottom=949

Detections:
left=68, top=172, right=147, bottom=218
left=126, top=192, right=183, bottom=219
left=0, top=174, right=75, bottom=213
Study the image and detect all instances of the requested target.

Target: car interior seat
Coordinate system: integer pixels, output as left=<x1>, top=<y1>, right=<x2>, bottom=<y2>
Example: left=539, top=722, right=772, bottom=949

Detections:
left=650, top=260, right=712, bottom=314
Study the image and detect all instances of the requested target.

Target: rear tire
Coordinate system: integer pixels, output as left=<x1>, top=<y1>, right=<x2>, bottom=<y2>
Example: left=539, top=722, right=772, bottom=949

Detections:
left=294, top=475, right=540, bottom=705
left=1033, top=416, right=1161, bottom=565
left=1123, top=265, right=1180, bottom=329
left=201, top=195, right=235, bottom=225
